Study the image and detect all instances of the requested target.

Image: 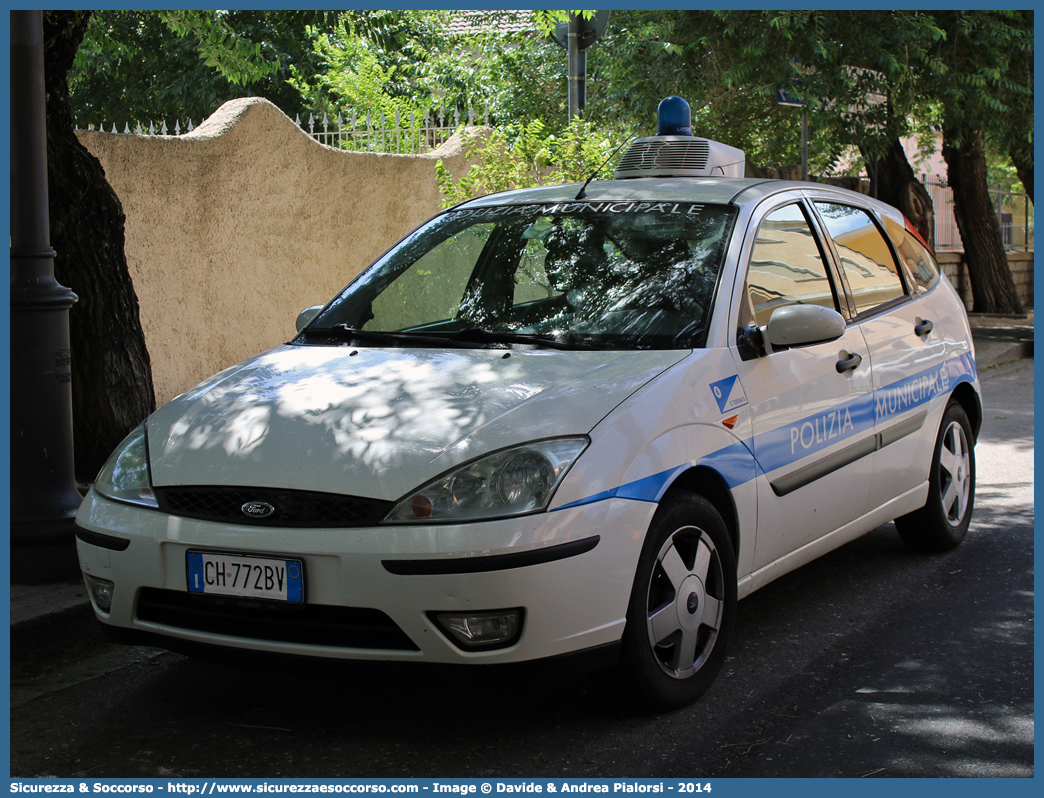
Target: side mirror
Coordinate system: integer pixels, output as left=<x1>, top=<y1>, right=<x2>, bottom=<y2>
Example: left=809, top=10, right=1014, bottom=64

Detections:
left=295, top=305, right=324, bottom=332
left=763, top=304, right=845, bottom=349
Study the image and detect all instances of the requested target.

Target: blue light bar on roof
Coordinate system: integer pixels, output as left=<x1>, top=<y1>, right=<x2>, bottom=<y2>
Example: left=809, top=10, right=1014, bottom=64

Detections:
left=657, top=96, right=693, bottom=136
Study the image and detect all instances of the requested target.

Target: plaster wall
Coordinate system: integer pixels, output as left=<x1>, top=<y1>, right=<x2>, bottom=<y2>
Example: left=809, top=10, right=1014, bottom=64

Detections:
left=77, top=98, right=474, bottom=404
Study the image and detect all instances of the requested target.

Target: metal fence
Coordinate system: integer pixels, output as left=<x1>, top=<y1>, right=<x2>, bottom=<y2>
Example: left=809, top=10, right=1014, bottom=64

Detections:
left=918, top=173, right=1034, bottom=252
left=297, top=107, right=488, bottom=153
left=75, top=106, right=489, bottom=155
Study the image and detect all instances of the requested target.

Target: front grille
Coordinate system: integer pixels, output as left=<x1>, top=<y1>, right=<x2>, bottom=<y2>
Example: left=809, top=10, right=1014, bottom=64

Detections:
left=136, top=588, right=418, bottom=651
left=153, top=486, right=393, bottom=528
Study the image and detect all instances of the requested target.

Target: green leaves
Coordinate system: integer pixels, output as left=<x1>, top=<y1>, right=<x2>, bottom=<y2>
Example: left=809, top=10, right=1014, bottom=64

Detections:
left=69, top=10, right=327, bottom=126
left=160, top=11, right=278, bottom=86
left=289, top=19, right=428, bottom=122
left=435, top=117, right=624, bottom=206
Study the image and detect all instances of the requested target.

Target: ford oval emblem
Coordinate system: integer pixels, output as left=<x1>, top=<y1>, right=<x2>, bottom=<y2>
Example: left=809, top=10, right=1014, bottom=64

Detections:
left=241, top=501, right=276, bottom=519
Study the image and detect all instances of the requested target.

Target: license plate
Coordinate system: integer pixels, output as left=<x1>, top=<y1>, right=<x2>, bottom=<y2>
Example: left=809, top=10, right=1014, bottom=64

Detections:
left=186, top=551, right=304, bottom=603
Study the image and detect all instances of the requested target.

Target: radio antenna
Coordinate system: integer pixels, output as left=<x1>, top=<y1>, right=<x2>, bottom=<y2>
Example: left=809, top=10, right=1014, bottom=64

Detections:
left=575, top=132, right=636, bottom=200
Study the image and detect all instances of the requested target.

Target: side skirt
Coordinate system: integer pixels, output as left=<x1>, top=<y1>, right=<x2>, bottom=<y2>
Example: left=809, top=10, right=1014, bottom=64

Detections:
left=736, top=482, right=929, bottom=600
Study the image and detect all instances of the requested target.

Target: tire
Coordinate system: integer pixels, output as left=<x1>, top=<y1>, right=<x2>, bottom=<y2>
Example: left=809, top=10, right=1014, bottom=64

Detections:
left=618, top=492, right=737, bottom=711
left=895, top=401, right=975, bottom=552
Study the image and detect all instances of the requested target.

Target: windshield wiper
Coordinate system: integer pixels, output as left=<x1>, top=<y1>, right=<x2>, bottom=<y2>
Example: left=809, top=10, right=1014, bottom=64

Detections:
left=450, top=327, right=598, bottom=350
left=304, top=325, right=487, bottom=349
left=303, top=324, right=596, bottom=351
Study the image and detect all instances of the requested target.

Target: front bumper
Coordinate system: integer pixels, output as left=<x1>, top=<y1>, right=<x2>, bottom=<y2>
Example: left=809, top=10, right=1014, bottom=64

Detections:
left=75, top=489, right=654, bottom=665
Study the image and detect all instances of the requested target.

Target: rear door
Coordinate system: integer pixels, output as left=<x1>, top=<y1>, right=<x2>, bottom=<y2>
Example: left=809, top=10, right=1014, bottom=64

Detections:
left=810, top=201, right=947, bottom=512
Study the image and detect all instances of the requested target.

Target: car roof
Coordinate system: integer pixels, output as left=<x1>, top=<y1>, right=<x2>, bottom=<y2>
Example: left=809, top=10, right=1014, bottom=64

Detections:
left=456, top=177, right=903, bottom=223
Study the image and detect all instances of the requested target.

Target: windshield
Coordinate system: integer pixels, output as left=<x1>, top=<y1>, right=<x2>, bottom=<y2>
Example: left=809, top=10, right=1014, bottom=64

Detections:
left=304, top=201, right=737, bottom=350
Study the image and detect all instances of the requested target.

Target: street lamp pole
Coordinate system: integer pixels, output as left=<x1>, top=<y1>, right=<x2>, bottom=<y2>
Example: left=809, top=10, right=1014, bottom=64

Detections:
left=567, top=14, right=586, bottom=122
left=10, top=10, right=83, bottom=582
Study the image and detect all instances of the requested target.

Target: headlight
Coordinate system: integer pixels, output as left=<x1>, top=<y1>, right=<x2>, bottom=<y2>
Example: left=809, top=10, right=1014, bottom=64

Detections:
left=93, top=424, right=158, bottom=508
left=384, top=437, right=589, bottom=524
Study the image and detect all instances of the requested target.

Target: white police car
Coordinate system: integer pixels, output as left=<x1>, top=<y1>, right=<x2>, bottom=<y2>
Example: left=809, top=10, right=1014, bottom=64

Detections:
left=76, top=98, right=980, bottom=710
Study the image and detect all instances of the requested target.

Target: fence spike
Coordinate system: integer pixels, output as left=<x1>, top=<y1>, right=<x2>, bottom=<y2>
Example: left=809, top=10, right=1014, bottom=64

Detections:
left=294, top=103, right=483, bottom=156
left=188, top=119, right=194, bottom=132
left=149, top=121, right=155, bottom=135
left=322, top=111, right=329, bottom=132
left=174, top=120, right=181, bottom=135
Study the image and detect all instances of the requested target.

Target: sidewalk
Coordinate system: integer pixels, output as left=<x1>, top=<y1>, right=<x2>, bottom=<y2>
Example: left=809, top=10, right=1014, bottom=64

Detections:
left=9, top=317, right=1034, bottom=677
left=966, top=310, right=1034, bottom=366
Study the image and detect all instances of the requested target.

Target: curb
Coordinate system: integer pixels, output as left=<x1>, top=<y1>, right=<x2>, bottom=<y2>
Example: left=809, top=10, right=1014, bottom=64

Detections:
left=975, top=338, right=1033, bottom=370
left=10, top=580, right=106, bottom=677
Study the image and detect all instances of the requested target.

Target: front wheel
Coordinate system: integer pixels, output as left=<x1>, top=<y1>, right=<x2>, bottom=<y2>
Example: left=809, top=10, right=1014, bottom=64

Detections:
left=895, top=401, right=975, bottom=551
left=619, top=492, right=737, bottom=711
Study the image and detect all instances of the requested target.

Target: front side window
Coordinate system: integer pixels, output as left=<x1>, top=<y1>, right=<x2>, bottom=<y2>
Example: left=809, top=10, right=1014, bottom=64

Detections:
left=815, top=203, right=906, bottom=314
left=746, top=203, right=838, bottom=327
left=306, top=202, right=738, bottom=350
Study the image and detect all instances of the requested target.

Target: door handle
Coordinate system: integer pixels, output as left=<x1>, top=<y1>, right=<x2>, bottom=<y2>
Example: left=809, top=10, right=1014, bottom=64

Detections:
left=836, top=352, right=862, bottom=374
left=915, top=319, right=934, bottom=337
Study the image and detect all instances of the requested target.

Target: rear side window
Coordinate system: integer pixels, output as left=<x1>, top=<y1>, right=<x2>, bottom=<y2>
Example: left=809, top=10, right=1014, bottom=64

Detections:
left=746, top=203, right=838, bottom=327
left=881, top=216, right=940, bottom=293
left=815, top=203, right=906, bottom=315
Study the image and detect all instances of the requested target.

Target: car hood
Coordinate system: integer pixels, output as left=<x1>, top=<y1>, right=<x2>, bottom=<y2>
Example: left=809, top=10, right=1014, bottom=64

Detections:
left=146, top=344, right=688, bottom=500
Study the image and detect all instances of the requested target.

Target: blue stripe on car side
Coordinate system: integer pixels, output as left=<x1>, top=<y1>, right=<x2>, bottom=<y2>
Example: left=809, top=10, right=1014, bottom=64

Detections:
left=553, top=352, right=976, bottom=511
left=616, top=465, right=691, bottom=502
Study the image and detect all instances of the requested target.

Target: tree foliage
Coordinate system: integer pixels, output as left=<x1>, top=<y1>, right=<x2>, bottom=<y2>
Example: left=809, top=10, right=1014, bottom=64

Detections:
left=435, top=118, right=623, bottom=205
left=586, top=10, right=951, bottom=174
left=70, top=10, right=333, bottom=126
left=288, top=9, right=577, bottom=135
left=926, top=10, right=1033, bottom=204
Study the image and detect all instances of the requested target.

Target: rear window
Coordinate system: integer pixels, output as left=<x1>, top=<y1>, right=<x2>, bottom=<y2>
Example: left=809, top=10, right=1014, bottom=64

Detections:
left=881, top=216, right=940, bottom=294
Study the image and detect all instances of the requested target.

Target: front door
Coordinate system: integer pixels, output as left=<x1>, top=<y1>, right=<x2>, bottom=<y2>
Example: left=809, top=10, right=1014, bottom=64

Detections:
left=731, top=200, right=876, bottom=572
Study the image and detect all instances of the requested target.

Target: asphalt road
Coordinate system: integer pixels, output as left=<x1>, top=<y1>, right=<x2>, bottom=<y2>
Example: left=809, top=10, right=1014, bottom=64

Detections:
left=9, top=360, right=1033, bottom=779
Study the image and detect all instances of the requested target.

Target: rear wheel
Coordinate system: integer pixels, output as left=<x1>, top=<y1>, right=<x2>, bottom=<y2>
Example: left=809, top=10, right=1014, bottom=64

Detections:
left=895, top=401, right=975, bottom=551
left=619, top=492, right=737, bottom=711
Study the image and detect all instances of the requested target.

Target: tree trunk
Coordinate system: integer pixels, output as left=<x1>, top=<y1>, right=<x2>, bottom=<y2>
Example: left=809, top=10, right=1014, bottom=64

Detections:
left=866, top=139, right=936, bottom=251
left=1009, top=143, right=1033, bottom=205
left=941, top=127, right=1023, bottom=315
left=43, top=11, right=157, bottom=482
